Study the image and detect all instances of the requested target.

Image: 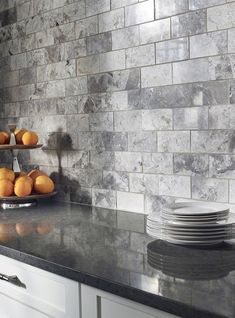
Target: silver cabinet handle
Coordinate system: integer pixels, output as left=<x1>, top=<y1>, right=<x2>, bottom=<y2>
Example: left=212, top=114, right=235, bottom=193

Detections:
left=0, top=273, right=26, bottom=289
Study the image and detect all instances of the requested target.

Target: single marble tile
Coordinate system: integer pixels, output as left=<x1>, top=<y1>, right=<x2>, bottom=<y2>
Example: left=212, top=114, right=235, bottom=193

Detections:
left=2, top=70, right=19, bottom=87
left=17, top=1, right=34, bottom=21
left=209, top=105, right=235, bottom=129
left=87, top=32, right=112, bottom=55
left=171, top=10, right=206, bottom=38
left=63, top=39, right=86, bottom=59
left=99, top=8, right=124, bottom=33
left=189, top=0, right=226, bottom=10
left=111, top=0, right=137, bottom=9
left=92, top=188, right=116, bottom=209
left=75, top=16, right=98, bottom=39
left=103, top=170, right=129, bottom=191
left=114, top=110, right=142, bottom=131
left=125, top=0, right=154, bottom=26
left=52, top=22, right=75, bottom=44
left=90, top=151, right=115, bottom=170
left=156, top=37, right=189, bottom=64
left=209, top=154, right=235, bottom=179
left=89, top=112, right=113, bottom=132
left=174, top=153, right=209, bottom=177
left=92, top=132, right=128, bottom=151
left=65, top=76, right=87, bottom=96
left=192, top=176, right=228, bottom=202
left=142, top=64, right=172, bottom=88
left=143, top=153, right=173, bottom=174
left=70, top=186, right=92, bottom=205
left=62, top=168, right=102, bottom=187
left=99, top=50, right=125, bottom=72
left=67, top=114, right=89, bottom=132
left=112, top=25, right=139, bottom=50
left=159, top=175, right=191, bottom=198
left=117, top=191, right=144, bottom=213
left=25, top=15, right=45, bottom=35
left=37, top=60, right=76, bottom=82
left=209, top=55, right=235, bottom=80
left=67, top=151, right=89, bottom=169
left=158, top=131, right=190, bottom=153
left=202, top=80, right=229, bottom=105
left=36, top=29, right=54, bottom=48
left=129, top=173, right=159, bottom=196
left=86, top=0, right=110, bottom=17
left=33, top=80, right=65, bottom=99
left=140, top=19, right=170, bottom=45
left=77, top=55, right=99, bottom=75
left=10, top=52, right=27, bottom=70
left=155, top=0, right=188, bottom=19
left=126, top=44, right=155, bottom=68
left=62, top=2, right=85, bottom=23
left=115, top=151, right=142, bottom=172
left=174, top=107, right=208, bottom=130
left=19, top=67, right=36, bottom=85
left=142, top=109, right=173, bottom=130
left=207, top=2, right=235, bottom=31
left=128, top=131, right=157, bottom=152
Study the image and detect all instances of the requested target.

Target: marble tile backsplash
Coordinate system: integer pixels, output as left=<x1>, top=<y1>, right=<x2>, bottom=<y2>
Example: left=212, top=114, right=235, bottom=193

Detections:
left=0, top=0, right=235, bottom=213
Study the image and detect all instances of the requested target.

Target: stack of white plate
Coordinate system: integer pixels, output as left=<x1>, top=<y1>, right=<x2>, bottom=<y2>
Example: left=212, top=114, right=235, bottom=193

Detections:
left=147, top=202, right=235, bottom=246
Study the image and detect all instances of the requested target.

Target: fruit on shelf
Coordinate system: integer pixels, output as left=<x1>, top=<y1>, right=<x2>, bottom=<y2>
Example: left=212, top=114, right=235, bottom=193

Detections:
left=22, top=131, right=38, bottom=146
left=0, top=180, right=14, bottom=197
left=14, top=179, right=32, bottom=197
left=14, top=128, right=27, bottom=144
left=34, top=175, right=55, bottom=194
left=15, top=175, right=33, bottom=187
left=0, top=132, right=10, bottom=145
left=0, top=168, right=15, bottom=183
left=28, top=169, right=46, bottom=181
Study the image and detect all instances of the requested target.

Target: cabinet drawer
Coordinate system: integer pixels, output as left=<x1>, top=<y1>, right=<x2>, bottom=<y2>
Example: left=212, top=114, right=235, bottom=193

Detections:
left=0, top=255, right=80, bottom=318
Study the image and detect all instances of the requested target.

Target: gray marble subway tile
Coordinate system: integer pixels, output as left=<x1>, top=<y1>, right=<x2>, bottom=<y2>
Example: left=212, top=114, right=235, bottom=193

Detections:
left=202, top=80, right=229, bottom=105
left=88, top=68, right=140, bottom=93
left=229, top=180, right=235, bottom=203
left=45, top=45, right=64, bottom=64
left=67, top=151, right=89, bottom=169
left=10, top=52, right=27, bottom=70
left=25, top=15, right=45, bottom=35
left=192, top=176, right=228, bottom=202
left=1, top=70, right=19, bottom=88
left=19, top=67, right=36, bottom=85
left=90, top=151, right=115, bottom=170
left=89, top=112, right=113, bottom=132
left=209, top=154, right=235, bottom=179
left=142, top=109, right=173, bottom=130
left=67, top=114, right=89, bottom=132
left=86, top=0, right=110, bottom=17
left=209, top=55, right=235, bottom=80
left=141, top=64, right=172, bottom=88
left=19, top=114, right=67, bottom=133
left=191, top=130, right=235, bottom=153
left=111, top=0, right=138, bottom=9
left=143, top=153, right=173, bottom=174
left=129, top=173, right=159, bottom=195
left=174, top=107, right=208, bottom=130
left=115, top=151, right=142, bottom=172
left=140, top=19, right=170, bottom=45
left=112, top=25, right=139, bottom=50
left=125, top=0, right=154, bottom=26
left=228, top=28, right=235, bottom=53
left=173, top=58, right=210, bottom=84
left=62, top=167, right=102, bottom=187
left=77, top=55, right=99, bottom=75
left=70, top=187, right=92, bottom=205
left=43, top=7, right=64, bottom=28
left=230, top=80, right=235, bottom=104
left=126, top=44, right=155, bottom=68
left=158, top=131, right=190, bottom=153
left=174, top=153, right=209, bottom=176
left=82, top=91, right=128, bottom=112
left=114, top=110, right=142, bottom=131
left=6, top=84, right=34, bottom=102
left=144, top=194, right=175, bottom=214
left=103, top=170, right=129, bottom=191
left=155, top=0, right=188, bottom=19
left=33, top=0, right=52, bottom=15
left=99, top=8, right=124, bottom=33
left=207, top=2, right=235, bottom=32
left=65, top=76, right=88, bottom=96
left=190, top=31, right=227, bottom=59
left=63, top=39, right=86, bottom=59
left=17, top=1, right=34, bottom=21
left=57, top=96, right=78, bottom=115
left=87, top=32, right=112, bottom=55
left=156, top=37, right=189, bottom=64
left=75, top=16, right=98, bottom=39
left=36, top=29, right=54, bottom=48
left=189, top=0, right=226, bottom=10
left=128, top=131, right=157, bottom=152
left=37, top=61, right=76, bottom=82
left=209, top=105, right=235, bottom=129
left=171, top=10, right=207, bottom=38
left=99, top=50, right=125, bottom=72
left=159, top=175, right=191, bottom=198
left=92, top=188, right=116, bottom=209
left=52, top=23, right=75, bottom=44
left=62, top=2, right=86, bottom=23
left=117, top=191, right=144, bottom=213
left=91, top=132, right=128, bottom=151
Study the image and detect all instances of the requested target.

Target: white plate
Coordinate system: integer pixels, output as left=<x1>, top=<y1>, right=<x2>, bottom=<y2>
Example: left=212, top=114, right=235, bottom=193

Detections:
left=162, top=202, right=229, bottom=216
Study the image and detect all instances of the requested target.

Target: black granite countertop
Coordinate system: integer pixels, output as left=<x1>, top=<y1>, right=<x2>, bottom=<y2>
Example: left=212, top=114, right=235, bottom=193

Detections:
left=0, top=201, right=234, bottom=318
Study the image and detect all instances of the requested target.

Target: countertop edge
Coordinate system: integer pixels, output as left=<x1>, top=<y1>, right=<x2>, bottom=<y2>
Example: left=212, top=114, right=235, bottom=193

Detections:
left=0, top=245, right=225, bottom=318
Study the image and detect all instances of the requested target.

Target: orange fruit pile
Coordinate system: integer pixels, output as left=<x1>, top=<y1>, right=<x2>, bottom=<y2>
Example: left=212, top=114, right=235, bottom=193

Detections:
left=15, top=128, right=38, bottom=146
left=0, top=168, right=54, bottom=198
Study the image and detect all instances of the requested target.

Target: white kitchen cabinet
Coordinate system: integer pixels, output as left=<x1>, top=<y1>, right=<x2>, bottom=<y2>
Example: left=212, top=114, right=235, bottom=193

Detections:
left=81, top=284, right=180, bottom=318
left=0, top=255, right=80, bottom=318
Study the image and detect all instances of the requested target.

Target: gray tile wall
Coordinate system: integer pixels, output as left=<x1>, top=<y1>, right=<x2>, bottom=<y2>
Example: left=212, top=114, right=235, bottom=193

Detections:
left=0, top=0, right=235, bottom=213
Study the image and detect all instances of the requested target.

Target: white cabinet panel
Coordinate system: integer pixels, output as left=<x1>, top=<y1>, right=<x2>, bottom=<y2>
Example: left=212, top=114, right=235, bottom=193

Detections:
left=0, top=255, right=80, bottom=318
left=81, top=284, right=180, bottom=318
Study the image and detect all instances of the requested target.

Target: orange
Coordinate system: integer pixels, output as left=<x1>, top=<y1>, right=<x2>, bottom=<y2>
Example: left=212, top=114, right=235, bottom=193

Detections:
left=2, top=132, right=10, bottom=144
left=16, top=223, right=34, bottom=237
left=28, top=169, right=46, bottom=181
left=15, top=175, right=33, bottom=187
left=0, top=168, right=15, bottom=183
left=0, top=179, right=14, bottom=197
left=15, top=171, right=27, bottom=179
left=34, top=176, right=54, bottom=194
left=22, top=131, right=38, bottom=146
left=0, top=132, right=6, bottom=145
left=14, top=128, right=27, bottom=144
left=14, top=179, right=32, bottom=197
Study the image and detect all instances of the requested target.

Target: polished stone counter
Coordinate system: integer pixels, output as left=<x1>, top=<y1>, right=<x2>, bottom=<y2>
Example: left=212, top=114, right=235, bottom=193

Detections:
left=0, top=201, right=234, bottom=318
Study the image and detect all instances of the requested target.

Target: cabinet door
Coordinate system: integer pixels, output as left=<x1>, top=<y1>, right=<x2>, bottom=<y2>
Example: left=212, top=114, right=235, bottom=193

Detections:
left=0, top=255, right=80, bottom=318
left=81, top=284, right=180, bottom=318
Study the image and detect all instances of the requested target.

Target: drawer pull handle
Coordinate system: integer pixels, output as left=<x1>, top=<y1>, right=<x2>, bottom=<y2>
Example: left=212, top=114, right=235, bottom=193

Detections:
left=0, top=273, right=26, bottom=289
